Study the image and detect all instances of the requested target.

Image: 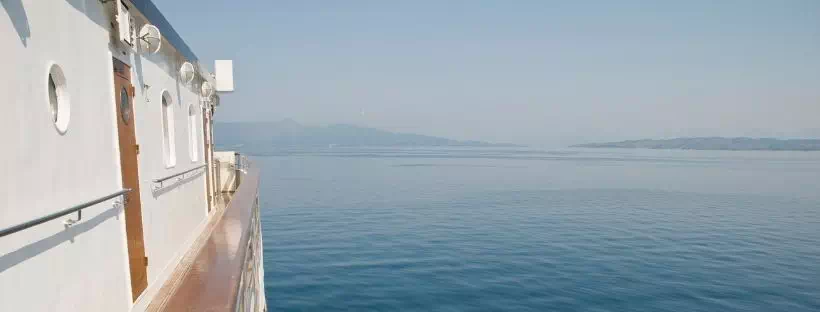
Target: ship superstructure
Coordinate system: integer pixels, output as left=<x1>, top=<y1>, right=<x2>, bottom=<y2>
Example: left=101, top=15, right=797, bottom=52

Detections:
left=0, top=0, right=265, bottom=311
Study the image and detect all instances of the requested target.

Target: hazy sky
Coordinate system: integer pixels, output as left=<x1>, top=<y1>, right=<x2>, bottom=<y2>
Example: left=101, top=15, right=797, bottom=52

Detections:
left=156, top=0, right=820, bottom=146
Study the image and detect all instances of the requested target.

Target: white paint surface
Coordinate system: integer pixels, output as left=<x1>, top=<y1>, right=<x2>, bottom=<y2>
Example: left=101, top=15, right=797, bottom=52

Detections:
left=1, top=1, right=216, bottom=311
left=215, top=151, right=239, bottom=192
left=215, top=60, right=234, bottom=92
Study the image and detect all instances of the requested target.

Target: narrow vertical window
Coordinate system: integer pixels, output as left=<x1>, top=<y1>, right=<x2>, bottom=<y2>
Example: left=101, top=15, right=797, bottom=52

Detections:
left=161, top=91, right=176, bottom=167
left=188, top=104, right=199, bottom=161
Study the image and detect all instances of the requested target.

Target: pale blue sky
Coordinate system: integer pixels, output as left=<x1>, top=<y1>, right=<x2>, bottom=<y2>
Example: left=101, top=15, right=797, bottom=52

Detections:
left=156, top=0, right=820, bottom=146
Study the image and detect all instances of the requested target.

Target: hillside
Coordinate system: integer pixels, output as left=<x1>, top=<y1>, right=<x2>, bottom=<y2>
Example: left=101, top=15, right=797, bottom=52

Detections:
left=572, top=137, right=820, bottom=151
left=213, top=119, right=517, bottom=153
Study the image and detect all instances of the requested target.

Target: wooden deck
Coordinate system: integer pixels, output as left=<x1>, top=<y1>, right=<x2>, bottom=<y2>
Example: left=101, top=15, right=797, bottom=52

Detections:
left=146, top=166, right=261, bottom=311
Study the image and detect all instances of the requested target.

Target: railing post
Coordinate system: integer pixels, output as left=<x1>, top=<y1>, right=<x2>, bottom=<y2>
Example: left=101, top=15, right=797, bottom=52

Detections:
left=234, top=152, right=241, bottom=188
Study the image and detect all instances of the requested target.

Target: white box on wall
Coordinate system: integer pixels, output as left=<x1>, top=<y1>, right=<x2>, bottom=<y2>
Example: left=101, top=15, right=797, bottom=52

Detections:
left=215, top=60, right=234, bottom=92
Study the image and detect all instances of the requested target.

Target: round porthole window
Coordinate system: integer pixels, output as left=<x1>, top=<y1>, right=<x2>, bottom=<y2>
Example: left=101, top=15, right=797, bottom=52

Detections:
left=120, top=87, right=131, bottom=124
left=46, top=64, right=70, bottom=134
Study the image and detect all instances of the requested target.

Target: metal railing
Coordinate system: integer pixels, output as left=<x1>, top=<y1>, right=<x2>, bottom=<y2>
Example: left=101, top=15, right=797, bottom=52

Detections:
left=152, top=157, right=265, bottom=311
left=0, top=189, right=131, bottom=238
left=152, top=164, right=207, bottom=189
left=222, top=162, right=248, bottom=174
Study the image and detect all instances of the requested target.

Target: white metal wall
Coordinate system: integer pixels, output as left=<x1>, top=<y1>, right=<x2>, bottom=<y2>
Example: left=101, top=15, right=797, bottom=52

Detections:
left=0, top=0, right=211, bottom=311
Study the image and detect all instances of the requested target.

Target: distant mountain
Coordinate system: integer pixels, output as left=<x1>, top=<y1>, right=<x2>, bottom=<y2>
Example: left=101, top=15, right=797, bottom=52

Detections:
left=572, top=137, right=820, bottom=151
left=214, top=119, right=517, bottom=153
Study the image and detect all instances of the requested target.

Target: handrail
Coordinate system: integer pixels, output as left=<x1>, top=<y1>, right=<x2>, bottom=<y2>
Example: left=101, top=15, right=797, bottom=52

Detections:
left=0, top=189, right=132, bottom=238
left=155, top=163, right=263, bottom=311
left=152, top=164, right=206, bottom=184
left=223, top=163, right=248, bottom=174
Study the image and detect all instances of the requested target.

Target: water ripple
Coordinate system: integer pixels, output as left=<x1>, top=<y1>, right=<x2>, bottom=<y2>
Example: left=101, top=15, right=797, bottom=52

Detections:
left=261, top=155, right=820, bottom=311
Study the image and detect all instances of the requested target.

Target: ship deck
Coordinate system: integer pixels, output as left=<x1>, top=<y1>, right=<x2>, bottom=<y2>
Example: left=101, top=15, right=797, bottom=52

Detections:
left=146, top=164, right=262, bottom=311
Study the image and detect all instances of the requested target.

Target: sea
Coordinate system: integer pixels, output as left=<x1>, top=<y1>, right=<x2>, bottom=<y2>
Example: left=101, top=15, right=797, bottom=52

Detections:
left=257, top=147, right=820, bottom=311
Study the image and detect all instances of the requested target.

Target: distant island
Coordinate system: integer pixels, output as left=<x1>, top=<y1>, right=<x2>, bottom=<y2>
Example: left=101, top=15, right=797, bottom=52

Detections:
left=572, top=137, right=820, bottom=151
left=214, top=119, right=518, bottom=153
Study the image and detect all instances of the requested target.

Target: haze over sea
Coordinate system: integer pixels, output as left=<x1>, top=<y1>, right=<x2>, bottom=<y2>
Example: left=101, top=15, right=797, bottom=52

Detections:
left=258, top=147, right=820, bottom=311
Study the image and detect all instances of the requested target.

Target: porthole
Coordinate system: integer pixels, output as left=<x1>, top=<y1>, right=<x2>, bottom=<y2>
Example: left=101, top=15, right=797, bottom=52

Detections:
left=46, top=64, right=70, bottom=134
left=120, top=87, right=131, bottom=124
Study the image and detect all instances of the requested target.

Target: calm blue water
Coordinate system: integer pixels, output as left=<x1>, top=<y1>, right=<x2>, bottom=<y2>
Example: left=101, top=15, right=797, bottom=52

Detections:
left=259, top=148, right=820, bottom=311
